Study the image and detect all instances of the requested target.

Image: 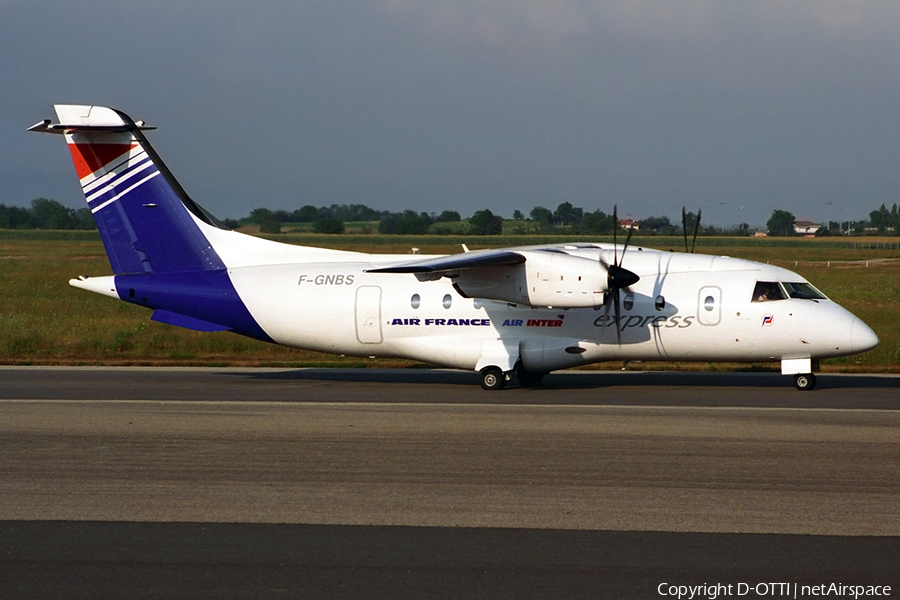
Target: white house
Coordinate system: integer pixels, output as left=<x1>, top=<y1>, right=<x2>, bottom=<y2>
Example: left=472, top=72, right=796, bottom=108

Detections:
left=793, top=220, right=821, bottom=235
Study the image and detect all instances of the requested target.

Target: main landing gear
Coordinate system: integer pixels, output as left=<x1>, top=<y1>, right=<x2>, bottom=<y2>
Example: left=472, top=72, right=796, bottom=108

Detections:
left=479, top=366, right=507, bottom=390
left=479, top=364, right=547, bottom=390
left=793, top=373, right=817, bottom=391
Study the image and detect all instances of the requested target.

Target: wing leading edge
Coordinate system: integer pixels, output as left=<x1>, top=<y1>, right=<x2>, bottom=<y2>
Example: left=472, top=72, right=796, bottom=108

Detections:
left=366, top=249, right=526, bottom=274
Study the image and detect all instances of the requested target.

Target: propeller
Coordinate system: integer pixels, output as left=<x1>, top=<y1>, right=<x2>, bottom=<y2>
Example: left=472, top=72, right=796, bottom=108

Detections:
left=600, top=205, right=641, bottom=344
left=681, top=206, right=702, bottom=253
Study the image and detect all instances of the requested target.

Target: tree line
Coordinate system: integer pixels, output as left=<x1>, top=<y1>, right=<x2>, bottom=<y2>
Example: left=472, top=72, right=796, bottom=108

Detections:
left=231, top=201, right=894, bottom=237
left=232, top=205, right=504, bottom=235
left=0, top=199, right=95, bottom=230
left=239, top=202, right=699, bottom=236
left=3, top=198, right=899, bottom=237
left=865, top=203, right=900, bottom=235
left=766, top=204, right=900, bottom=236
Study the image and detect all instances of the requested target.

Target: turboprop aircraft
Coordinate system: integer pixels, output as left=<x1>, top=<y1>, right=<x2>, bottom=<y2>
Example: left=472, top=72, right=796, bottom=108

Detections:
left=30, top=104, right=879, bottom=391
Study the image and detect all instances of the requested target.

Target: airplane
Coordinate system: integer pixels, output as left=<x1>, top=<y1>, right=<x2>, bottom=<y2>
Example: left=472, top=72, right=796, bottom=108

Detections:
left=30, top=104, right=879, bottom=391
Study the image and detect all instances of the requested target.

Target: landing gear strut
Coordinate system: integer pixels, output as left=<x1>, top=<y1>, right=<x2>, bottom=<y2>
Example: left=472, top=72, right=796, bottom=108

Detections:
left=793, top=373, right=817, bottom=391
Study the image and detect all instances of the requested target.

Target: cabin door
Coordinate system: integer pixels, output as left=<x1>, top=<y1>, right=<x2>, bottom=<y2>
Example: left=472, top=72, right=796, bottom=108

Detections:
left=355, top=286, right=383, bottom=344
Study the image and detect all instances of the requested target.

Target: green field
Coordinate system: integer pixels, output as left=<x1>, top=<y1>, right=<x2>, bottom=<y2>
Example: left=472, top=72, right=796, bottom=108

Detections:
left=2, top=231, right=898, bottom=371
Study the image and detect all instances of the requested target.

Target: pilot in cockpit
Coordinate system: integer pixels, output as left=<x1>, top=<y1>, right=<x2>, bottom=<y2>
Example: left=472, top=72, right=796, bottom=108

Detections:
left=752, top=281, right=784, bottom=302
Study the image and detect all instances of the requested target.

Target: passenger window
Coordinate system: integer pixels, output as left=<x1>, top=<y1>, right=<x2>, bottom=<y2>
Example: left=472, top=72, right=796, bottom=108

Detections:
left=443, top=294, right=452, bottom=309
left=782, top=282, right=827, bottom=300
left=411, top=294, right=420, bottom=309
left=751, top=281, right=785, bottom=302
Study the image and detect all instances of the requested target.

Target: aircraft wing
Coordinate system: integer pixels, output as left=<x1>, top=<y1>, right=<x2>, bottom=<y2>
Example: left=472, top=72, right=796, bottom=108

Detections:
left=366, top=246, right=611, bottom=308
left=366, top=249, right=526, bottom=274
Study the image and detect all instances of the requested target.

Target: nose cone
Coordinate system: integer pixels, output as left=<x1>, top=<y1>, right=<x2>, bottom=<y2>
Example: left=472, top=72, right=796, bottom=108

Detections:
left=851, top=317, right=879, bottom=354
left=607, top=264, right=640, bottom=289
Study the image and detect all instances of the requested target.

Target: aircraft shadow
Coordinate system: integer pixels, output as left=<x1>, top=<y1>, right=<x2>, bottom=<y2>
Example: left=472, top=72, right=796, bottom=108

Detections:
left=221, top=369, right=900, bottom=409
left=231, top=368, right=900, bottom=391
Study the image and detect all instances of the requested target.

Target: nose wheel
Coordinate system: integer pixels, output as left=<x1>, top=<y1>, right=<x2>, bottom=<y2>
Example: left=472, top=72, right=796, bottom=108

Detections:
left=793, top=373, right=817, bottom=391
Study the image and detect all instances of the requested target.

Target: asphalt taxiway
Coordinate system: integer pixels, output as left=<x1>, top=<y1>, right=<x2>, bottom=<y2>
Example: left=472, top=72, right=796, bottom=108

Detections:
left=1, top=367, right=898, bottom=598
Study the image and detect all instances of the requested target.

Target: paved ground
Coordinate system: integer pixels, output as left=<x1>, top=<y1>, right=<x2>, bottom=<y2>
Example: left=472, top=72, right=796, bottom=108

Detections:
left=0, top=367, right=898, bottom=598
left=2, top=365, right=900, bottom=407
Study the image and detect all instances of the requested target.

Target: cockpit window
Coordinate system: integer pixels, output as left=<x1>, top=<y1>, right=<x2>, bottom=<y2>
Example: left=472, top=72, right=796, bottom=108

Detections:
left=782, top=282, right=827, bottom=300
left=752, top=281, right=786, bottom=302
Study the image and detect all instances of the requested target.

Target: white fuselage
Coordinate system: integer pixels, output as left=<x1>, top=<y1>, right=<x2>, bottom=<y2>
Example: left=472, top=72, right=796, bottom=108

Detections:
left=223, top=242, right=875, bottom=373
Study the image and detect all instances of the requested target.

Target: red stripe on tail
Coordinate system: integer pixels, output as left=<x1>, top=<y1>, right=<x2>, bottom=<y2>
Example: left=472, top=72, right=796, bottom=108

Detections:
left=68, top=143, right=136, bottom=180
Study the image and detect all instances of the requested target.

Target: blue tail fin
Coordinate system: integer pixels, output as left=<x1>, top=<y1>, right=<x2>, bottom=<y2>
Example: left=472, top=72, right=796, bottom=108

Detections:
left=32, top=105, right=225, bottom=275
left=31, top=105, right=273, bottom=342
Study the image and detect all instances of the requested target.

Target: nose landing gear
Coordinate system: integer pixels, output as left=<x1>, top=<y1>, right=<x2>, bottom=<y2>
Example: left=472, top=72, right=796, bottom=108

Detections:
left=783, top=358, right=818, bottom=391
left=793, top=373, right=817, bottom=391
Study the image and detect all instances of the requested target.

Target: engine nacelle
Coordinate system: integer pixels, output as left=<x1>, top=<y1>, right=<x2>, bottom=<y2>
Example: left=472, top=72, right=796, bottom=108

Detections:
left=452, top=251, right=607, bottom=307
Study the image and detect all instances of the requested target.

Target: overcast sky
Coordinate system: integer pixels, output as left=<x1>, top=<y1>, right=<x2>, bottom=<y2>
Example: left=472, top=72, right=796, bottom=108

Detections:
left=3, top=1, right=899, bottom=226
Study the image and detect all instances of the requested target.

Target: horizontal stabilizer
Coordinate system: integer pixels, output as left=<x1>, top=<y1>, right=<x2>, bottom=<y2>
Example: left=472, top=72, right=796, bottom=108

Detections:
left=367, top=250, right=525, bottom=274
left=69, top=275, right=119, bottom=299
left=151, top=309, right=231, bottom=332
left=28, top=105, right=155, bottom=134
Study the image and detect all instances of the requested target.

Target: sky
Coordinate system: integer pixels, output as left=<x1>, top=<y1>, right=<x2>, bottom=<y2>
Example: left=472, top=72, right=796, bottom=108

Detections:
left=2, top=1, right=899, bottom=227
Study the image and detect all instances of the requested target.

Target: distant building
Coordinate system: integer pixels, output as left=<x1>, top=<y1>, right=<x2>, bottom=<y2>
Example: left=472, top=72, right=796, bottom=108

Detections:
left=793, top=220, right=821, bottom=235
left=618, top=218, right=640, bottom=230
left=753, top=231, right=768, bottom=238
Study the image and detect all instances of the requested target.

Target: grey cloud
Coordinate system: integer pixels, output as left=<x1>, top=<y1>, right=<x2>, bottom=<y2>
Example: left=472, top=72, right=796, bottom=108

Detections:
left=2, top=0, right=898, bottom=226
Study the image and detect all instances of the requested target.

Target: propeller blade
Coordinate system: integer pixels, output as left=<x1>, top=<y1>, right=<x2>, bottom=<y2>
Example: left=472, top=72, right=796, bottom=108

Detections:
left=598, top=252, right=609, bottom=283
left=691, top=208, right=702, bottom=253
left=613, top=286, right=622, bottom=345
left=599, top=206, right=640, bottom=345
left=682, top=206, right=689, bottom=253
left=612, top=205, right=618, bottom=267
left=620, top=225, right=634, bottom=265
left=600, top=285, right=615, bottom=343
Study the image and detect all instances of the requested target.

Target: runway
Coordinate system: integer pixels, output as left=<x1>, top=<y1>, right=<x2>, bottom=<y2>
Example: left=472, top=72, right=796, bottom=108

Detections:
left=1, top=367, right=898, bottom=598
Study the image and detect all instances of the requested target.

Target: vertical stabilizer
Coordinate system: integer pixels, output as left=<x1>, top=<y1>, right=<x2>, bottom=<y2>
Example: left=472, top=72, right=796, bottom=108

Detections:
left=31, top=105, right=273, bottom=342
left=34, top=105, right=225, bottom=275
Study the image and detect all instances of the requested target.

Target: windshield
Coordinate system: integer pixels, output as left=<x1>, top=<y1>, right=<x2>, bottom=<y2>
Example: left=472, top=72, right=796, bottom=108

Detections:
left=782, top=282, right=827, bottom=300
left=751, top=281, right=786, bottom=302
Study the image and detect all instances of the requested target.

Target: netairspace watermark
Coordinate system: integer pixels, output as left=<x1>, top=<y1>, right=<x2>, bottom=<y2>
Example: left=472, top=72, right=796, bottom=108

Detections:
left=657, top=583, right=892, bottom=599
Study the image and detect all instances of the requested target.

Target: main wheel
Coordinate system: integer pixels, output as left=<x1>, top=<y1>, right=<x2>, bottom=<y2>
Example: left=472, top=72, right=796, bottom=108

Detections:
left=794, top=373, right=817, bottom=391
left=516, top=368, right=545, bottom=388
left=480, top=366, right=506, bottom=391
